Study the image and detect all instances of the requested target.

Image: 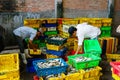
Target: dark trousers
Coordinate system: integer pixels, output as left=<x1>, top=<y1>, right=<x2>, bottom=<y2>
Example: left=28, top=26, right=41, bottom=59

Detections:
left=14, top=35, right=27, bottom=53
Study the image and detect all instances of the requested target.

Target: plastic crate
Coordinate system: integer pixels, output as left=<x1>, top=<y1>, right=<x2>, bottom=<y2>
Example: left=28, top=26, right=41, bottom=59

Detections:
left=46, top=54, right=59, bottom=59
left=106, top=54, right=120, bottom=61
left=68, top=54, right=101, bottom=70
left=44, top=31, right=58, bottom=36
left=48, top=73, right=66, bottom=80
left=25, top=38, right=40, bottom=44
left=82, top=66, right=102, bottom=79
left=26, top=58, right=42, bottom=73
left=100, top=26, right=111, bottom=37
left=43, top=23, right=58, bottom=27
left=84, top=40, right=102, bottom=57
left=46, top=37, right=67, bottom=46
left=0, top=70, right=19, bottom=80
left=102, top=18, right=112, bottom=23
left=112, top=72, right=120, bottom=80
left=110, top=62, right=120, bottom=76
left=0, top=53, right=19, bottom=73
left=29, top=49, right=41, bottom=55
left=83, top=73, right=102, bottom=80
left=65, top=72, right=84, bottom=80
left=33, top=58, right=68, bottom=76
left=46, top=44, right=64, bottom=51
left=46, top=47, right=67, bottom=56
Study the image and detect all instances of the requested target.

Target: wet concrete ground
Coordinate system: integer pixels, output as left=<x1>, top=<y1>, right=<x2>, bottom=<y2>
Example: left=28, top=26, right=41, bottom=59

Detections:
left=1, top=49, right=115, bottom=80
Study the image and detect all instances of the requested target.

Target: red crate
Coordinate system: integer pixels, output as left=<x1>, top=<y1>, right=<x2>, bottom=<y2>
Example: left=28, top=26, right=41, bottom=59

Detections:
left=110, top=61, right=120, bottom=76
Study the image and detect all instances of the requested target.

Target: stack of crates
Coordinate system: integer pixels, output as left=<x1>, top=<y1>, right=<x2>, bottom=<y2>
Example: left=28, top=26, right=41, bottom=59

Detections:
left=45, top=36, right=67, bottom=58
left=78, top=18, right=90, bottom=24
left=0, top=53, right=19, bottom=80
left=98, top=37, right=118, bottom=54
left=42, top=19, right=58, bottom=36
left=100, top=26, right=111, bottom=37
left=84, top=39, right=102, bottom=57
left=100, top=18, right=112, bottom=37
left=110, top=61, right=120, bottom=80
left=101, top=18, right=112, bottom=26
left=89, top=18, right=102, bottom=28
left=59, top=18, right=79, bottom=38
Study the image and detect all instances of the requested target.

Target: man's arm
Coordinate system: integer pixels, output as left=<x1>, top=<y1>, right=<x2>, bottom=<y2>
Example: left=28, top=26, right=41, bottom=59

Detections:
left=28, top=39, right=37, bottom=52
left=75, top=45, right=82, bottom=55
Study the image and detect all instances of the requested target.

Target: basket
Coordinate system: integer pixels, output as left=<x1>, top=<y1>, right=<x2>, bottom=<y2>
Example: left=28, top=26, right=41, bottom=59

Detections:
left=68, top=54, right=101, bottom=70
left=26, top=58, right=42, bottom=73
left=29, top=49, right=41, bottom=55
left=84, top=40, right=102, bottom=57
left=0, top=53, right=19, bottom=73
left=0, top=70, right=19, bottom=80
left=46, top=37, right=67, bottom=46
left=46, top=47, right=67, bottom=56
left=46, top=44, right=64, bottom=51
left=33, top=58, right=68, bottom=76
left=46, top=54, right=59, bottom=59
left=44, top=31, right=58, bottom=36
left=110, top=61, right=120, bottom=76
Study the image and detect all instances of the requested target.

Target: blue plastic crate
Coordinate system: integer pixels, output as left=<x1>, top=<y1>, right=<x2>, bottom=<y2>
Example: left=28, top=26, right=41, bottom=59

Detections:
left=33, top=58, right=68, bottom=76
left=46, top=47, right=67, bottom=56
left=44, top=23, right=58, bottom=27
left=26, top=58, right=42, bottom=73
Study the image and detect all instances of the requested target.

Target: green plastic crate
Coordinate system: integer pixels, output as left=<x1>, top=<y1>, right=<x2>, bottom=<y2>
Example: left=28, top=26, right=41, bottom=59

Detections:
left=25, top=38, right=46, bottom=48
left=84, top=39, right=102, bottom=57
left=44, top=31, right=58, bottom=36
left=25, top=38, right=40, bottom=44
left=100, top=26, right=111, bottom=37
left=68, top=53, right=101, bottom=70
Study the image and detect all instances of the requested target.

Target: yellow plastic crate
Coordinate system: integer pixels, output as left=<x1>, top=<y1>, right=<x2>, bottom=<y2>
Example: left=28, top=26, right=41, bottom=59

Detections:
left=0, top=53, right=19, bottom=73
left=112, top=73, right=120, bottom=80
left=89, top=18, right=102, bottom=23
left=46, top=54, right=59, bottom=59
left=79, top=18, right=90, bottom=24
left=46, top=44, right=64, bottom=51
left=106, top=54, right=120, bottom=61
left=0, top=70, right=19, bottom=80
left=83, top=73, right=102, bottom=80
left=62, top=19, right=79, bottom=25
left=29, top=49, right=41, bottom=55
left=79, top=66, right=102, bottom=79
left=65, top=72, right=83, bottom=80
left=43, top=18, right=57, bottom=23
left=24, top=19, right=41, bottom=28
left=48, top=73, right=66, bottom=80
left=102, top=18, right=112, bottom=23
left=39, top=77, right=43, bottom=80
left=89, top=66, right=102, bottom=77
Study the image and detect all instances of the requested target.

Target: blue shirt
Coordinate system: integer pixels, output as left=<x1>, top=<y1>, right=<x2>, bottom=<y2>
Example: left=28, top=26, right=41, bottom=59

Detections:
left=13, top=26, right=37, bottom=41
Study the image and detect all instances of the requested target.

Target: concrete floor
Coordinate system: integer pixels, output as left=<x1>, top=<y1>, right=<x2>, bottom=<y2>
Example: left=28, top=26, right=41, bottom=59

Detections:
left=0, top=49, right=115, bottom=80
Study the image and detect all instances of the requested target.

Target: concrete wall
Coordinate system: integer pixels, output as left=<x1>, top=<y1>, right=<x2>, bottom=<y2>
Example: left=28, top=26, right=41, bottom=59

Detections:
left=0, top=0, right=55, bottom=46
